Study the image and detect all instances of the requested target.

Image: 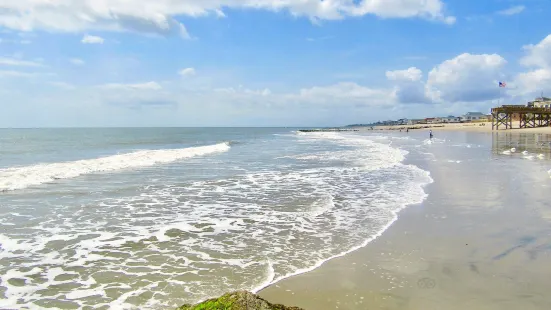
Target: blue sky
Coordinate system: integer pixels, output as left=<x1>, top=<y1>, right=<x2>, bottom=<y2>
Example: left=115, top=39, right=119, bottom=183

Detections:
left=1, top=0, right=551, bottom=127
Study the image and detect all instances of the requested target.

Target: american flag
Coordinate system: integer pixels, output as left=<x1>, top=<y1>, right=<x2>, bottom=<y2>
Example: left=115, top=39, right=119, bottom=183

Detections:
left=499, top=81, right=507, bottom=88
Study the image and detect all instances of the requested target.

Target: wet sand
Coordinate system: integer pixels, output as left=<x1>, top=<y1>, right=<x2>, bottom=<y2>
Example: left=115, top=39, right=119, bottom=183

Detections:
left=259, top=131, right=551, bottom=309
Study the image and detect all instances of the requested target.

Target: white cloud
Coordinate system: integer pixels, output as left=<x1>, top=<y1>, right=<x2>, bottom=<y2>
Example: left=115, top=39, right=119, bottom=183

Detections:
left=178, top=68, right=196, bottom=76
left=0, top=70, right=37, bottom=78
left=100, top=81, right=162, bottom=91
left=0, top=0, right=455, bottom=37
left=215, top=9, right=226, bottom=18
left=387, top=67, right=430, bottom=104
left=513, top=34, right=551, bottom=96
left=350, top=0, right=455, bottom=24
left=292, top=82, right=395, bottom=106
left=520, top=34, right=551, bottom=68
left=0, top=57, right=43, bottom=67
left=70, top=58, right=85, bottom=65
left=20, top=40, right=31, bottom=44
left=426, top=53, right=507, bottom=103
left=81, top=35, right=104, bottom=44
left=497, top=5, right=525, bottom=16
left=214, top=86, right=272, bottom=96
left=386, top=67, right=423, bottom=82
left=0, top=69, right=54, bottom=78
left=515, top=69, right=551, bottom=93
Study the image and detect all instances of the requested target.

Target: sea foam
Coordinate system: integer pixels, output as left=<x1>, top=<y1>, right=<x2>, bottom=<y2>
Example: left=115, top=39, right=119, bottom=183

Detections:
left=0, top=142, right=230, bottom=191
left=0, top=132, right=432, bottom=309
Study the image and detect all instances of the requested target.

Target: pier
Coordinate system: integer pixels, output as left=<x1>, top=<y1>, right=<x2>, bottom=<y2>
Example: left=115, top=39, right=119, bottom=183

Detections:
left=491, top=105, right=551, bottom=130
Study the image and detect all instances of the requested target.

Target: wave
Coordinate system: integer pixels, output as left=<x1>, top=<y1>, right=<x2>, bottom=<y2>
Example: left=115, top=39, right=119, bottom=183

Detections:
left=0, top=142, right=230, bottom=192
left=0, top=132, right=432, bottom=308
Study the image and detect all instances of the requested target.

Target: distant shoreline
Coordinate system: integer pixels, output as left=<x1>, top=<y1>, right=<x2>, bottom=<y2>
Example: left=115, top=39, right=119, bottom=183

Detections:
left=350, top=121, right=551, bottom=134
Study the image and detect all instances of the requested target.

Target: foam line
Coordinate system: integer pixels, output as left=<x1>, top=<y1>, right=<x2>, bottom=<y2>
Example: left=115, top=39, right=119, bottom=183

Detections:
left=0, top=142, right=230, bottom=191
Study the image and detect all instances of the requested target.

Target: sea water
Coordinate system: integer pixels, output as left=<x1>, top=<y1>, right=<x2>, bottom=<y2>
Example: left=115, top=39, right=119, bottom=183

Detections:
left=0, top=128, right=432, bottom=309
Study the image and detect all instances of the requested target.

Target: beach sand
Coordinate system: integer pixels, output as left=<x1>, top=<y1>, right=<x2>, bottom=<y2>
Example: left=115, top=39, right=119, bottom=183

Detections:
left=259, top=130, right=551, bottom=310
left=368, top=121, right=551, bottom=134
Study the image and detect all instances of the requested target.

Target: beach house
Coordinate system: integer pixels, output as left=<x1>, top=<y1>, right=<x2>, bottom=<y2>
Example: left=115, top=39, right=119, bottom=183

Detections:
left=425, top=118, right=441, bottom=124
left=408, top=119, right=424, bottom=125
left=461, top=112, right=488, bottom=122
left=440, top=115, right=461, bottom=123
left=527, top=97, right=551, bottom=108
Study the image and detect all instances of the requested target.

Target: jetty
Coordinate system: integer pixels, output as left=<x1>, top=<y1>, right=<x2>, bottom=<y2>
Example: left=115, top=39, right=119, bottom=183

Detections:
left=491, top=105, right=551, bottom=130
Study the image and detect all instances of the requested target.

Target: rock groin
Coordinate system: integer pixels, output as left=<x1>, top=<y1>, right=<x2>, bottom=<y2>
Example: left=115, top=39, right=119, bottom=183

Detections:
left=177, top=291, right=305, bottom=310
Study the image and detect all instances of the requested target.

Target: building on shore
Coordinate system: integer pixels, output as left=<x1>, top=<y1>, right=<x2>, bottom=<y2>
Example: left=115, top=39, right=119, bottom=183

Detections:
left=527, top=97, right=551, bottom=108
left=440, top=115, right=461, bottom=123
left=461, top=112, right=488, bottom=122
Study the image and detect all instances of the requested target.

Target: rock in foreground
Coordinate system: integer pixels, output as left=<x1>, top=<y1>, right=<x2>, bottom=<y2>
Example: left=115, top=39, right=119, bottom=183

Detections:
left=177, top=291, right=305, bottom=310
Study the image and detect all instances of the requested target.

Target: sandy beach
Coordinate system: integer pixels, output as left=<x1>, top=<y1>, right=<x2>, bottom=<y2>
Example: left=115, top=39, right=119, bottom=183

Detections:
left=368, top=121, right=551, bottom=134
left=259, top=130, right=551, bottom=309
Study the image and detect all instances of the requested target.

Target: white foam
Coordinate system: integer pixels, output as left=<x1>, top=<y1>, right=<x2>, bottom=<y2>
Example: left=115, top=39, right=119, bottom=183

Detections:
left=66, top=288, right=106, bottom=300
left=0, top=132, right=433, bottom=309
left=251, top=166, right=433, bottom=294
left=0, top=142, right=230, bottom=191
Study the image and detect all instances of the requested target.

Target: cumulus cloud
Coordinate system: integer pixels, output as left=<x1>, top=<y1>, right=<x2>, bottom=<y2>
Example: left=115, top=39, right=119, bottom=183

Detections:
left=81, top=35, right=104, bottom=44
left=387, top=67, right=430, bottom=104
left=0, top=0, right=455, bottom=37
left=350, top=0, right=455, bottom=24
left=100, top=81, right=162, bottom=90
left=426, top=53, right=507, bottom=103
left=515, top=69, right=551, bottom=94
left=70, top=58, right=85, bottom=65
left=178, top=68, right=196, bottom=76
left=514, top=34, right=551, bottom=96
left=497, top=5, right=525, bottom=16
left=520, top=34, right=551, bottom=68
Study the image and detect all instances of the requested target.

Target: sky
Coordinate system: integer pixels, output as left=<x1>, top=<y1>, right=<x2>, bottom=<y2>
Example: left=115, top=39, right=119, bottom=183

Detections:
left=1, top=0, right=551, bottom=127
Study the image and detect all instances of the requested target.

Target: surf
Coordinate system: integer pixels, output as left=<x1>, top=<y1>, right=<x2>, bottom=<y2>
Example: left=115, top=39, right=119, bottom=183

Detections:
left=0, top=142, right=230, bottom=192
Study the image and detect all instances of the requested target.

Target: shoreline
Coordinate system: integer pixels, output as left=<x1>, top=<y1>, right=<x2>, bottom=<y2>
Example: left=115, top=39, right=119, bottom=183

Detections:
left=252, top=176, right=432, bottom=296
left=354, top=121, right=551, bottom=134
left=258, top=130, right=551, bottom=310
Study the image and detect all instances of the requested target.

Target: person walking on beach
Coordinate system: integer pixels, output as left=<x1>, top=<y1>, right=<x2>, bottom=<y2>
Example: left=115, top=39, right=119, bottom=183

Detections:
left=429, top=130, right=433, bottom=140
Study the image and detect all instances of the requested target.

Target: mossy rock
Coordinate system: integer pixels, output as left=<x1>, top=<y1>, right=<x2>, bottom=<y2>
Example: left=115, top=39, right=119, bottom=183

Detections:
left=177, top=291, right=304, bottom=310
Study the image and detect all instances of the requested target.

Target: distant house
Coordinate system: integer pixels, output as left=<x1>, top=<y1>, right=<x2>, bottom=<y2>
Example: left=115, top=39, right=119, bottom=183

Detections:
left=440, top=115, right=461, bottom=123
left=425, top=117, right=441, bottom=124
left=527, top=97, right=551, bottom=108
left=409, top=119, right=424, bottom=125
left=461, top=112, right=488, bottom=122
left=396, top=118, right=409, bottom=125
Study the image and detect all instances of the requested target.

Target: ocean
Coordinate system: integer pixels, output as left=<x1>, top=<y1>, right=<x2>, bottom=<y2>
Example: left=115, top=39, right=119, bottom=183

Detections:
left=0, top=128, right=433, bottom=309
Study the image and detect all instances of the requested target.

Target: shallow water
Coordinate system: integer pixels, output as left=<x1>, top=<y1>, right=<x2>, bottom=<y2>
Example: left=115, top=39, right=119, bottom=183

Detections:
left=259, top=130, right=551, bottom=310
left=0, top=128, right=432, bottom=309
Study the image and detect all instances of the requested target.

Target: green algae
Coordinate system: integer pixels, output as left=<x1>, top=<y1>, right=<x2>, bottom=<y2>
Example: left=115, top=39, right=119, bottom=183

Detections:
left=177, top=291, right=304, bottom=310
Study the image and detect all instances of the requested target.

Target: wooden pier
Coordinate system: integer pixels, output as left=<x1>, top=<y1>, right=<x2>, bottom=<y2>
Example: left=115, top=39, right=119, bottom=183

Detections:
left=491, top=105, right=551, bottom=130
